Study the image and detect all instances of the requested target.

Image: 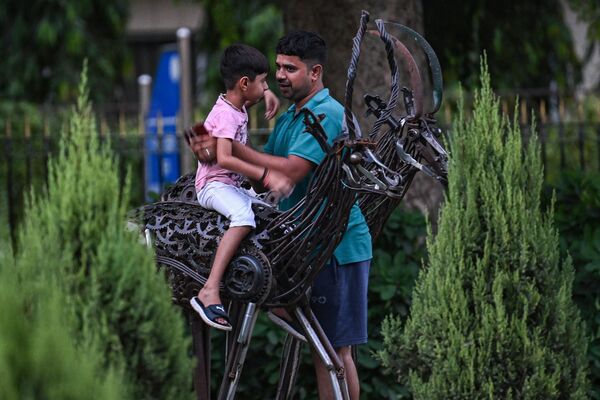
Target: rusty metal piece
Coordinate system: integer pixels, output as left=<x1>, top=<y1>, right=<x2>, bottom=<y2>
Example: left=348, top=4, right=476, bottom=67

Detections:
left=384, top=22, right=444, bottom=115
left=367, top=25, right=424, bottom=120
left=344, top=10, right=370, bottom=141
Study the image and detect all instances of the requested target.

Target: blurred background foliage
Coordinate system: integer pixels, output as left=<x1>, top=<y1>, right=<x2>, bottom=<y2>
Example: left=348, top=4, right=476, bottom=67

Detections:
left=544, top=170, right=600, bottom=397
left=197, top=0, right=283, bottom=99
left=0, top=0, right=132, bottom=103
left=424, top=0, right=580, bottom=89
left=570, top=0, right=600, bottom=38
left=1, top=0, right=598, bottom=104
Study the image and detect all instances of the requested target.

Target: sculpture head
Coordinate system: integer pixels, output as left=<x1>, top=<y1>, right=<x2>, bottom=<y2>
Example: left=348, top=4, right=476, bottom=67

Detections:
left=336, top=11, right=448, bottom=199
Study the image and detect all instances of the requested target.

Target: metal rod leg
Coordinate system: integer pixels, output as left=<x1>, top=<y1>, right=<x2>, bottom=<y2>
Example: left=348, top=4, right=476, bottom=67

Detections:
left=144, top=228, right=153, bottom=247
left=217, top=303, right=259, bottom=400
left=275, top=334, right=303, bottom=400
left=303, top=306, right=351, bottom=400
left=191, top=313, right=212, bottom=400
left=293, top=308, right=349, bottom=400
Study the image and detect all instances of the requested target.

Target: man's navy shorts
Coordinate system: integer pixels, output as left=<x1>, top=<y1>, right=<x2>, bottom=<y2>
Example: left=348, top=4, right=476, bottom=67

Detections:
left=310, top=258, right=371, bottom=348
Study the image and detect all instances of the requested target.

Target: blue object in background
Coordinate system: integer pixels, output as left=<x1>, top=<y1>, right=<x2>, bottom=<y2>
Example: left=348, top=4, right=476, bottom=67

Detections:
left=145, top=49, right=181, bottom=199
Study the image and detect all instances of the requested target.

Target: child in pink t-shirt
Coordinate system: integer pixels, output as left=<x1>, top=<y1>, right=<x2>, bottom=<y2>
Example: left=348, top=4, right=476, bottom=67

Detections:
left=190, top=44, right=292, bottom=331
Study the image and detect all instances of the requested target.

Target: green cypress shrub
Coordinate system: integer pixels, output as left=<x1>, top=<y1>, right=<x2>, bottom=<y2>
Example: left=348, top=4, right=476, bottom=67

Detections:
left=87, top=223, right=194, bottom=399
left=544, top=170, right=600, bottom=397
left=0, top=264, right=124, bottom=400
left=10, top=65, right=193, bottom=399
left=378, top=61, right=589, bottom=399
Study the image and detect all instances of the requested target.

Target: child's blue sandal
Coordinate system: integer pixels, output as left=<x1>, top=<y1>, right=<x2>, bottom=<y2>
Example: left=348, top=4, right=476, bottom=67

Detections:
left=190, top=297, right=233, bottom=331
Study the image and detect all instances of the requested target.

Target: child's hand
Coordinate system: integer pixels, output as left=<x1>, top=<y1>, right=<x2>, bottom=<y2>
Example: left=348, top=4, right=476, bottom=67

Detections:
left=184, top=123, right=217, bottom=163
left=263, top=169, right=294, bottom=199
left=263, top=89, right=280, bottom=120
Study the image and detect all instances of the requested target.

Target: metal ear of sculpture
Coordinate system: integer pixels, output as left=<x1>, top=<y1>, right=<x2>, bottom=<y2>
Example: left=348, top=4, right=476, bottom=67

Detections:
left=384, top=21, right=444, bottom=115
left=357, top=24, right=448, bottom=241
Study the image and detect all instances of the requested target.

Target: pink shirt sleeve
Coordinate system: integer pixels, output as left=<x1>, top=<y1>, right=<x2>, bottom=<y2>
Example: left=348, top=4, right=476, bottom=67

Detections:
left=206, top=110, right=240, bottom=140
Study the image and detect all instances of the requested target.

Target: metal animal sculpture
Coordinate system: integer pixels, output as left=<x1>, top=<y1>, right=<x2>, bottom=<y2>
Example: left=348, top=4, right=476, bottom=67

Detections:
left=129, top=10, right=447, bottom=400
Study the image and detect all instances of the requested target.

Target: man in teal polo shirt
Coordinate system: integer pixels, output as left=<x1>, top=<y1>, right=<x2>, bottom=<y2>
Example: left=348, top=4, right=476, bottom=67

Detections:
left=192, top=30, right=371, bottom=399
left=262, top=69, right=371, bottom=268
left=232, top=30, right=371, bottom=400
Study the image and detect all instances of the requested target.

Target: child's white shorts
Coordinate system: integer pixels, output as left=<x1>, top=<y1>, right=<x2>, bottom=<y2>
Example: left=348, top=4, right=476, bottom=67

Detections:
left=197, top=181, right=264, bottom=228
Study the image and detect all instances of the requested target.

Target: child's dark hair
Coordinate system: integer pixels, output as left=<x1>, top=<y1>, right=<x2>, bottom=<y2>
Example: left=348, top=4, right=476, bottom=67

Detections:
left=276, top=31, right=327, bottom=67
left=220, top=44, right=269, bottom=90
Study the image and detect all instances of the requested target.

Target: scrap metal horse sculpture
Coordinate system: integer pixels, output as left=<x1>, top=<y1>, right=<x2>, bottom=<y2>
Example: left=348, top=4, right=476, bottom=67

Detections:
left=129, top=10, right=447, bottom=400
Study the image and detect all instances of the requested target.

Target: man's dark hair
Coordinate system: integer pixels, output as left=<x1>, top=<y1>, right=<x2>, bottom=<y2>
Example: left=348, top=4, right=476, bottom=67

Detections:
left=276, top=31, right=327, bottom=67
left=220, top=44, right=269, bottom=90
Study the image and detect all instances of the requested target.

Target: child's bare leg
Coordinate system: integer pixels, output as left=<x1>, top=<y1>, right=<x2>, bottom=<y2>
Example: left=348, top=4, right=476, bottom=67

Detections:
left=198, top=226, right=251, bottom=322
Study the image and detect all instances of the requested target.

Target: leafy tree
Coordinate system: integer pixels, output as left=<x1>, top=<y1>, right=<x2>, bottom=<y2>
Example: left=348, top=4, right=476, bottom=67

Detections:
left=378, top=61, right=589, bottom=398
left=0, top=0, right=131, bottom=102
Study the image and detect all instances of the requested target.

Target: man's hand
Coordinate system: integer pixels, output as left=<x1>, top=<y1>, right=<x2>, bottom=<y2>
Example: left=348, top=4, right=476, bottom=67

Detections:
left=263, top=169, right=294, bottom=199
left=263, top=89, right=280, bottom=120
left=184, top=122, right=217, bottom=163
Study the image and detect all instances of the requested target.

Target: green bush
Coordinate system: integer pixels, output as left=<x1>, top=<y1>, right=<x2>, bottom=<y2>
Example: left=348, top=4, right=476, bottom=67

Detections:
left=544, top=170, right=600, bottom=398
left=378, top=61, right=589, bottom=398
left=0, top=259, right=125, bottom=399
left=88, top=227, right=193, bottom=400
left=7, top=66, right=193, bottom=399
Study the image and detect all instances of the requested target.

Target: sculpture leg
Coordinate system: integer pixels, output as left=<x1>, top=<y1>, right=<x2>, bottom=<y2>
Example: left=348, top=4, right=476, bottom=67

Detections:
left=275, top=334, right=303, bottom=400
left=294, top=306, right=350, bottom=400
left=217, top=302, right=258, bottom=400
left=190, top=312, right=212, bottom=400
left=224, top=301, right=244, bottom=362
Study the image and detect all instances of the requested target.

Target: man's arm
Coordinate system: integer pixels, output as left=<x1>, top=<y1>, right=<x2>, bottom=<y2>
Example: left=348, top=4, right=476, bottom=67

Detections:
left=242, top=89, right=280, bottom=120
left=232, top=141, right=314, bottom=184
left=216, top=138, right=293, bottom=195
left=185, top=124, right=313, bottom=189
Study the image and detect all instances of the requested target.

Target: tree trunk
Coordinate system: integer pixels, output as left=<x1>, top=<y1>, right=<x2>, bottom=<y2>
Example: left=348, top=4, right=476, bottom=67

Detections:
left=283, top=0, right=444, bottom=220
